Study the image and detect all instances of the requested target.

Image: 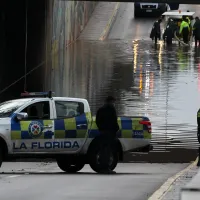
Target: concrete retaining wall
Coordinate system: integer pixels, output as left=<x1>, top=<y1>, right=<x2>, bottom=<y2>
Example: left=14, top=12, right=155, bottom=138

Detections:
left=51, top=1, right=97, bottom=49
left=48, top=1, right=97, bottom=88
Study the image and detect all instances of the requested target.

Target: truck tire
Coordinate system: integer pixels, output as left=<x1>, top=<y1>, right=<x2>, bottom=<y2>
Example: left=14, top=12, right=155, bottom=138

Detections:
left=0, top=147, right=3, bottom=167
left=89, top=141, right=118, bottom=173
left=134, top=10, right=140, bottom=18
left=56, top=158, right=85, bottom=173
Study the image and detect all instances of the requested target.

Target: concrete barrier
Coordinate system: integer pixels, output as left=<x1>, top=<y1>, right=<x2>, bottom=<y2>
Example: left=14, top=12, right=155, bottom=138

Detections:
left=99, top=2, right=120, bottom=40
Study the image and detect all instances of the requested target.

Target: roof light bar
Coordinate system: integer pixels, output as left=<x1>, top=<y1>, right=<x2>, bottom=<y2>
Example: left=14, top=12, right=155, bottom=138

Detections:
left=21, top=91, right=55, bottom=98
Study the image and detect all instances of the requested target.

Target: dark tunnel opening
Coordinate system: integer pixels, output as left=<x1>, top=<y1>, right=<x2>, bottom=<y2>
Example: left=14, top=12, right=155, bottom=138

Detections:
left=0, top=0, right=49, bottom=102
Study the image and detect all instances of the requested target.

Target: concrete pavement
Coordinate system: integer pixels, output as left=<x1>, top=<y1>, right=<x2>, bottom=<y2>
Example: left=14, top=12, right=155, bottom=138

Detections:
left=79, top=2, right=120, bottom=40
left=148, top=159, right=198, bottom=200
left=180, top=166, right=200, bottom=200
left=0, top=162, right=189, bottom=200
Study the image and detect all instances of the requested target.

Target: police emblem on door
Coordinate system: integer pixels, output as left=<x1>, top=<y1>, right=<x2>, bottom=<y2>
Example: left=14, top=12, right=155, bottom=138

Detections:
left=28, top=121, right=43, bottom=138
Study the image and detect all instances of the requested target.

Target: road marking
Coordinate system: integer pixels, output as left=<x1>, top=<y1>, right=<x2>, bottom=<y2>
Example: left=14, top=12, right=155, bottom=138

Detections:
left=99, top=2, right=120, bottom=41
left=8, top=175, right=21, bottom=178
left=148, top=157, right=198, bottom=200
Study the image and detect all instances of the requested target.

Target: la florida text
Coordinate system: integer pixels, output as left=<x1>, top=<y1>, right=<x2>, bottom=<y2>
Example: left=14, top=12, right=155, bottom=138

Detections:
left=13, top=141, right=80, bottom=149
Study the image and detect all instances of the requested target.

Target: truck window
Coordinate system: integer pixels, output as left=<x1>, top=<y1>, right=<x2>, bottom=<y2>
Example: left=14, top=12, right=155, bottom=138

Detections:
left=55, top=101, right=84, bottom=119
left=21, top=101, right=50, bottom=120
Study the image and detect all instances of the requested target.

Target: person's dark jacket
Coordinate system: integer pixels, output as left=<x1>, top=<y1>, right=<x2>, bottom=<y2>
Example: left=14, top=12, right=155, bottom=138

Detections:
left=193, top=19, right=200, bottom=40
left=96, top=103, right=119, bottom=134
left=163, top=25, right=173, bottom=40
left=163, top=22, right=176, bottom=39
left=150, top=21, right=161, bottom=40
left=197, top=108, right=200, bottom=143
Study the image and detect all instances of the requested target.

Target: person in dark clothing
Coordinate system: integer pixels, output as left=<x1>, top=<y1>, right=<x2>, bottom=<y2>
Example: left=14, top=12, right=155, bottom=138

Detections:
left=179, top=17, right=190, bottom=44
left=163, top=19, right=176, bottom=45
left=150, top=18, right=162, bottom=44
left=193, top=17, right=200, bottom=46
left=197, top=108, right=200, bottom=166
left=96, top=96, right=119, bottom=174
left=187, top=10, right=194, bottom=21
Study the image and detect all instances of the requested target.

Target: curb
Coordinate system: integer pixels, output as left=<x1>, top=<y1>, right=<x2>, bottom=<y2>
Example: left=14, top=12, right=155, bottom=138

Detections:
left=148, top=157, right=198, bottom=200
left=99, top=2, right=120, bottom=41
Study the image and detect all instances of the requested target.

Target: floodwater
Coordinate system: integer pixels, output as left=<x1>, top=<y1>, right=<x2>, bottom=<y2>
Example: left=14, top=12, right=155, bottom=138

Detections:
left=0, top=3, right=200, bottom=162
left=46, top=3, right=200, bottom=158
left=50, top=39, right=200, bottom=154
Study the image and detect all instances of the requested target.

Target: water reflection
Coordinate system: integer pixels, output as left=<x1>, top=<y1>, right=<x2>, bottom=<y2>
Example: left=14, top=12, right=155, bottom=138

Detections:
left=49, top=40, right=200, bottom=151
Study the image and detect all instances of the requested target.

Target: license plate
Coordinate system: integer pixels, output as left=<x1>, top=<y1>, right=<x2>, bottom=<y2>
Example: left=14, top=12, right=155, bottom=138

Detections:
left=146, top=10, right=152, bottom=12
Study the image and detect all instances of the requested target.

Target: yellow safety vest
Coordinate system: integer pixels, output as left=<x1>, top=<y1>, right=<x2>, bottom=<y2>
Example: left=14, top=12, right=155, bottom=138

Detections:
left=179, top=21, right=190, bottom=34
left=186, top=17, right=191, bottom=25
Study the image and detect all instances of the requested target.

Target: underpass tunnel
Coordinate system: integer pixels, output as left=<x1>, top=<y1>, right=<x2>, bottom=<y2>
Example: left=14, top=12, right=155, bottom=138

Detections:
left=0, top=0, right=50, bottom=102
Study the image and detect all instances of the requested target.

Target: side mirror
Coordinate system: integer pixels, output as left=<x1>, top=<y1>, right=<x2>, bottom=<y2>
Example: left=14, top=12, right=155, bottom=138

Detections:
left=16, top=112, right=28, bottom=121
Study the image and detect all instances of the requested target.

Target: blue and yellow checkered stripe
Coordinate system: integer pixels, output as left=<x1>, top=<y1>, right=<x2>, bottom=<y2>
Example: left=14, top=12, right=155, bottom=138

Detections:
left=89, top=117, right=151, bottom=139
left=11, top=120, right=53, bottom=140
left=54, top=113, right=89, bottom=139
left=11, top=113, right=151, bottom=140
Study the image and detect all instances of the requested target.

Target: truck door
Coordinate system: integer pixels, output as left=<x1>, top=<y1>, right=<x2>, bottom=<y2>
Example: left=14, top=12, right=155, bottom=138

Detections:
left=11, top=100, right=55, bottom=153
left=53, top=100, right=89, bottom=153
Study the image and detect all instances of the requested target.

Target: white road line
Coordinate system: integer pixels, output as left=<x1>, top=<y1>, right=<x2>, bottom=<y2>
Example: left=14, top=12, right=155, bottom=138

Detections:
left=8, top=175, right=21, bottom=178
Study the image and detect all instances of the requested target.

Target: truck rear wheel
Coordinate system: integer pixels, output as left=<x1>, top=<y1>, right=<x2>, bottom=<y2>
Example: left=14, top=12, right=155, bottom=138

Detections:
left=56, top=157, right=85, bottom=173
left=89, top=142, right=118, bottom=173
left=0, top=147, right=3, bottom=168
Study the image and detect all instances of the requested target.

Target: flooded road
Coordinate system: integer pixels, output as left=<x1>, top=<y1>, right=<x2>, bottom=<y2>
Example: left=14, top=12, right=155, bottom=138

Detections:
left=0, top=3, right=199, bottom=161
left=50, top=39, right=199, bottom=154
left=49, top=4, right=200, bottom=159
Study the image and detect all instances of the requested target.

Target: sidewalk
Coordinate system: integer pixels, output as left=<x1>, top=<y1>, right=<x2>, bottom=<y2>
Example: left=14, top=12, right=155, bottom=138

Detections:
left=148, top=159, right=199, bottom=200
left=79, top=2, right=120, bottom=40
left=163, top=165, right=198, bottom=200
left=180, top=166, right=200, bottom=200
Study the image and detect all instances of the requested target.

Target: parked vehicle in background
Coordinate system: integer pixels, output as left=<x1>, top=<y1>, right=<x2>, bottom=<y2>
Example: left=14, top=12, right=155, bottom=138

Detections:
left=134, top=2, right=168, bottom=17
left=161, top=11, right=195, bottom=45
left=168, top=3, right=179, bottom=10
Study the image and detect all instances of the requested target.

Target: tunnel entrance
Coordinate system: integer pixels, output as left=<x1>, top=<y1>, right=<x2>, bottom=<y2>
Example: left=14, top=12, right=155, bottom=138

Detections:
left=0, top=0, right=50, bottom=102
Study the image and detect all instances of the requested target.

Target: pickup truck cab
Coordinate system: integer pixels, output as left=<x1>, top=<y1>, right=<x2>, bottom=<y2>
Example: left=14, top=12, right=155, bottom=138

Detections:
left=0, top=92, right=152, bottom=173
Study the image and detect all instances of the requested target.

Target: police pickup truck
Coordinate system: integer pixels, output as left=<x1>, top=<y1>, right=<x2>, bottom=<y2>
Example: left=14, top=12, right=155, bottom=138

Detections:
left=0, top=91, right=152, bottom=173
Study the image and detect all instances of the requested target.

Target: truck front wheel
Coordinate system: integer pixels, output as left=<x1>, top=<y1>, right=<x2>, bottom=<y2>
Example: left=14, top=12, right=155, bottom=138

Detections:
left=56, top=157, right=85, bottom=173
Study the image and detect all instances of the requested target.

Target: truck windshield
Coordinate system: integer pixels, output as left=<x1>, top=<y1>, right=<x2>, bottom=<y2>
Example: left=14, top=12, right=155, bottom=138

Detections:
left=0, top=99, right=31, bottom=118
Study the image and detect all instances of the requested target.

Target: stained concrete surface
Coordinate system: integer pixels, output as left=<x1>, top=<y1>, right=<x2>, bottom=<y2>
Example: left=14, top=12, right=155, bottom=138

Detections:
left=0, top=162, right=188, bottom=200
